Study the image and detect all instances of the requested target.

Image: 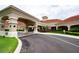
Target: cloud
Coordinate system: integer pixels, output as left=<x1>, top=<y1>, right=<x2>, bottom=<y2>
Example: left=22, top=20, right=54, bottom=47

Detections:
left=52, top=5, right=79, bottom=19
left=0, top=0, right=79, bottom=5
left=0, top=5, right=79, bottom=20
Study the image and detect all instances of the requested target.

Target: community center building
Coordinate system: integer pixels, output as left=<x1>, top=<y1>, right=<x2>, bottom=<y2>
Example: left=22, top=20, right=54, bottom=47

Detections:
left=38, top=15, right=79, bottom=32
left=0, top=5, right=39, bottom=37
left=0, top=5, right=79, bottom=37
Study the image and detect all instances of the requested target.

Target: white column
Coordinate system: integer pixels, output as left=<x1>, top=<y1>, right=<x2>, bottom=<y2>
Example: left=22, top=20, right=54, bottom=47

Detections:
left=24, top=28, right=27, bottom=33
left=68, top=25, right=70, bottom=31
left=34, top=22, right=38, bottom=33
left=56, top=26, right=58, bottom=30
left=7, top=17, right=18, bottom=37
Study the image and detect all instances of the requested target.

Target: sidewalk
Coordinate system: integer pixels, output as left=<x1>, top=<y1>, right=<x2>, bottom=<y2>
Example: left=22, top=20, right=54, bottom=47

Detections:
left=18, top=32, right=79, bottom=39
left=18, top=32, right=35, bottom=38
left=37, top=32, right=79, bottom=39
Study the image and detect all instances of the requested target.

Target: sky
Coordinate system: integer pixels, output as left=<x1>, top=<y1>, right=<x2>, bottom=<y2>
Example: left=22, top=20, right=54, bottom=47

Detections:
left=0, top=0, right=79, bottom=20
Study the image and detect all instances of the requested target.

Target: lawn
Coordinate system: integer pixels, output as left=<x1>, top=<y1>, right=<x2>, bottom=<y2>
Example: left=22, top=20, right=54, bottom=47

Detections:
left=0, top=36, right=18, bottom=53
left=65, top=31, right=79, bottom=36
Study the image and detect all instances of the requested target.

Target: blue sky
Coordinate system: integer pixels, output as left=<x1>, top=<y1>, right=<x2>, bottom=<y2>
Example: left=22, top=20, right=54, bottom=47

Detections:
left=0, top=0, right=79, bottom=20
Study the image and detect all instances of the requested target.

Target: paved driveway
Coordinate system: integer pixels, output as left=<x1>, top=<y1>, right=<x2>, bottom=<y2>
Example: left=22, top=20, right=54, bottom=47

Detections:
left=19, top=34, right=79, bottom=53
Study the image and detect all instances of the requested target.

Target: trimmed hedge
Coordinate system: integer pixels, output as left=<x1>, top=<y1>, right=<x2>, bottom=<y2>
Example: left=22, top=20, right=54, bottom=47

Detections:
left=5, top=29, right=9, bottom=31
left=65, top=31, right=79, bottom=36
left=17, top=29, right=24, bottom=31
left=70, top=25, right=79, bottom=32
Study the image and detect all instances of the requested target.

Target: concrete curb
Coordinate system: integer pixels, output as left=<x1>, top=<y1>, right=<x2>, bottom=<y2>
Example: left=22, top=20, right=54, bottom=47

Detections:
left=19, top=33, right=34, bottom=38
left=38, top=32, right=79, bottom=39
left=19, top=32, right=39, bottom=38
left=14, top=37, right=22, bottom=53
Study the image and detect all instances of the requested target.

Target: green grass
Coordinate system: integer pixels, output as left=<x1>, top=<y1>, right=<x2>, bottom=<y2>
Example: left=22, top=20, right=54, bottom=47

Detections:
left=49, top=31, right=64, bottom=34
left=0, top=36, right=18, bottom=53
left=65, top=32, right=79, bottom=36
left=49, top=31, right=79, bottom=36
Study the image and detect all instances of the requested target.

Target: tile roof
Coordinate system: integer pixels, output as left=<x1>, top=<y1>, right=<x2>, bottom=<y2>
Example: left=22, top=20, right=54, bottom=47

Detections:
left=41, top=19, right=62, bottom=23
left=41, top=15, right=79, bottom=24
left=63, top=15, right=79, bottom=22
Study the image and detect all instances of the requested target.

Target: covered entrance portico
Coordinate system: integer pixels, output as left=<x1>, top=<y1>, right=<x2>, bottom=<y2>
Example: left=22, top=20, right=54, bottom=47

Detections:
left=0, top=5, right=39, bottom=37
left=17, top=17, right=38, bottom=37
left=17, top=17, right=35, bottom=33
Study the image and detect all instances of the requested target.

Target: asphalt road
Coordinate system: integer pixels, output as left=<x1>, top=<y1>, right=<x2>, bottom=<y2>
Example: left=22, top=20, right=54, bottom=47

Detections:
left=19, top=34, right=79, bottom=53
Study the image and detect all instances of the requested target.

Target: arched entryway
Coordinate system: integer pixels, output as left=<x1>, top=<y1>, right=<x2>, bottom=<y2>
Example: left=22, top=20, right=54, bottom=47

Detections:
left=51, top=26, right=56, bottom=31
left=70, top=25, right=79, bottom=32
left=17, top=17, right=35, bottom=33
left=37, top=25, right=49, bottom=32
left=58, top=26, right=68, bottom=31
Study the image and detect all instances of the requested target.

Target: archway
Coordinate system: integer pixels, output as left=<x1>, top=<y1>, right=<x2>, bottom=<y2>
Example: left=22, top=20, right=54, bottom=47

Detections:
left=58, top=26, right=68, bottom=31
left=51, top=26, right=56, bottom=31
left=17, top=17, right=35, bottom=33
left=70, top=25, right=79, bottom=32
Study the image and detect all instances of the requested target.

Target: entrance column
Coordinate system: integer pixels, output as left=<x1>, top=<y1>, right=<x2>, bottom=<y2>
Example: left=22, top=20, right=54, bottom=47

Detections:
left=67, top=25, right=70, bottom=31
left=34, top=22, right=38, bottom=33
left=56, top=26, right=58, bottom=30
left=7, top=17, right=18, bottom=37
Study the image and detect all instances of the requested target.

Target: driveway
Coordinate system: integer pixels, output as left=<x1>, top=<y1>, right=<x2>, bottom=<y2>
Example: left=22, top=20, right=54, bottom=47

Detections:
left=19, top=34, right=79, bottom=53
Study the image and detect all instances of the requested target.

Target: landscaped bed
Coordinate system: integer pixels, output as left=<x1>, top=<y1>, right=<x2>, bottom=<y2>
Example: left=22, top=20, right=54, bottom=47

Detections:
left=49, top=31, right=79, bottom=36
left=0, top=36, right=18, bottom=53
left=65, top=31, right=79, bottom=36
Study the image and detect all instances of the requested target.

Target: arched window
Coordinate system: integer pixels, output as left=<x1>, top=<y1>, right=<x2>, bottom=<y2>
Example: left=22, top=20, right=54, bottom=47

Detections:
left=1, top=16, right=9, bottom=23
left=2, top=16, right=9, bottom=20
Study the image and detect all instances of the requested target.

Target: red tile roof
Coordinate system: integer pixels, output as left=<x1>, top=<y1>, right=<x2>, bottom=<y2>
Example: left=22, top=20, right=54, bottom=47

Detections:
left=63, top=15, right=79, bottom=22
left=41, top=19, right=62, bottom=23
left=41, top=15, right=79, bottom=24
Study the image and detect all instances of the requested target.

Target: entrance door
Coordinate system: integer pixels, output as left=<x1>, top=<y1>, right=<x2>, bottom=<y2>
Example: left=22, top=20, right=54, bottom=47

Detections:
left=28, top=27, right=34, bottom=32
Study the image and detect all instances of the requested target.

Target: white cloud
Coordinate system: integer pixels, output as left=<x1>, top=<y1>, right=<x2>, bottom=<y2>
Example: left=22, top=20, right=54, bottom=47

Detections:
left=0, top=0, right=79, bottom=5
left=14, top=5, right=79, bottom=20
left=0, top=0, right=79, bottom=20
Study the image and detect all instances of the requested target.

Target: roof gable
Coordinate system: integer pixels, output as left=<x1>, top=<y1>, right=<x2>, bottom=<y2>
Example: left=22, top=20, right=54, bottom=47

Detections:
left=0, top=5, right=39, bottom=21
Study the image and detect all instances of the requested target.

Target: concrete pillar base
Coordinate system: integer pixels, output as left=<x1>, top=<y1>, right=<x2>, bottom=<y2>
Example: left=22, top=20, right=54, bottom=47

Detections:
left=33, top=30, right=39, bottom=33
left=68, top=26, right=70, bottom=31
left=5, top=31, right=18, bottom=37
left=0, top=31, right=5, bottom=36
left=0, top=31, right=18, bottom=37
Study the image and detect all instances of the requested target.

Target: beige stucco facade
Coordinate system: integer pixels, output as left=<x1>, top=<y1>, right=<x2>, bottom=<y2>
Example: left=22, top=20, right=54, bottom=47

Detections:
left=0, top=5, right=39, bottom=37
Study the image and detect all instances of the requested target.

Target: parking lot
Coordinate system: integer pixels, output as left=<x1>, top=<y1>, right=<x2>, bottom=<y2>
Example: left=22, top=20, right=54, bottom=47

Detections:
left=20, top=34, right=79, bottom=53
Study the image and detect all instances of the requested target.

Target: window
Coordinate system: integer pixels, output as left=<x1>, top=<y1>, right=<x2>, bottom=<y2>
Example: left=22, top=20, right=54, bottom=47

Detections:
left=10, top=25, right=11, bottom=27
left=13, top=25, right=16, bottom=27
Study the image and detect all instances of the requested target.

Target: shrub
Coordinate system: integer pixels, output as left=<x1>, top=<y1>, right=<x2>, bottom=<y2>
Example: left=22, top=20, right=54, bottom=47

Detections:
left=70, top=26, right=79, bottom=32
left=66, top=31, right=79, bottom=36
left=5, top=29, right=9, bottom=31
left=17, top=29, right=24, bottom=31
left=57, top=28, right=63, bottom=31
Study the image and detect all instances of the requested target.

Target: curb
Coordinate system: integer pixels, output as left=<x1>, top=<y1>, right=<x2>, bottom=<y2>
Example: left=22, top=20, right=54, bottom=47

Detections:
left=14, top=37, right=22, bottom=53
left=38, top=32, right=79, bottom=39
left=19, top=33, right=38, bottom=38
left=19, top=33, right=34, bottom=38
